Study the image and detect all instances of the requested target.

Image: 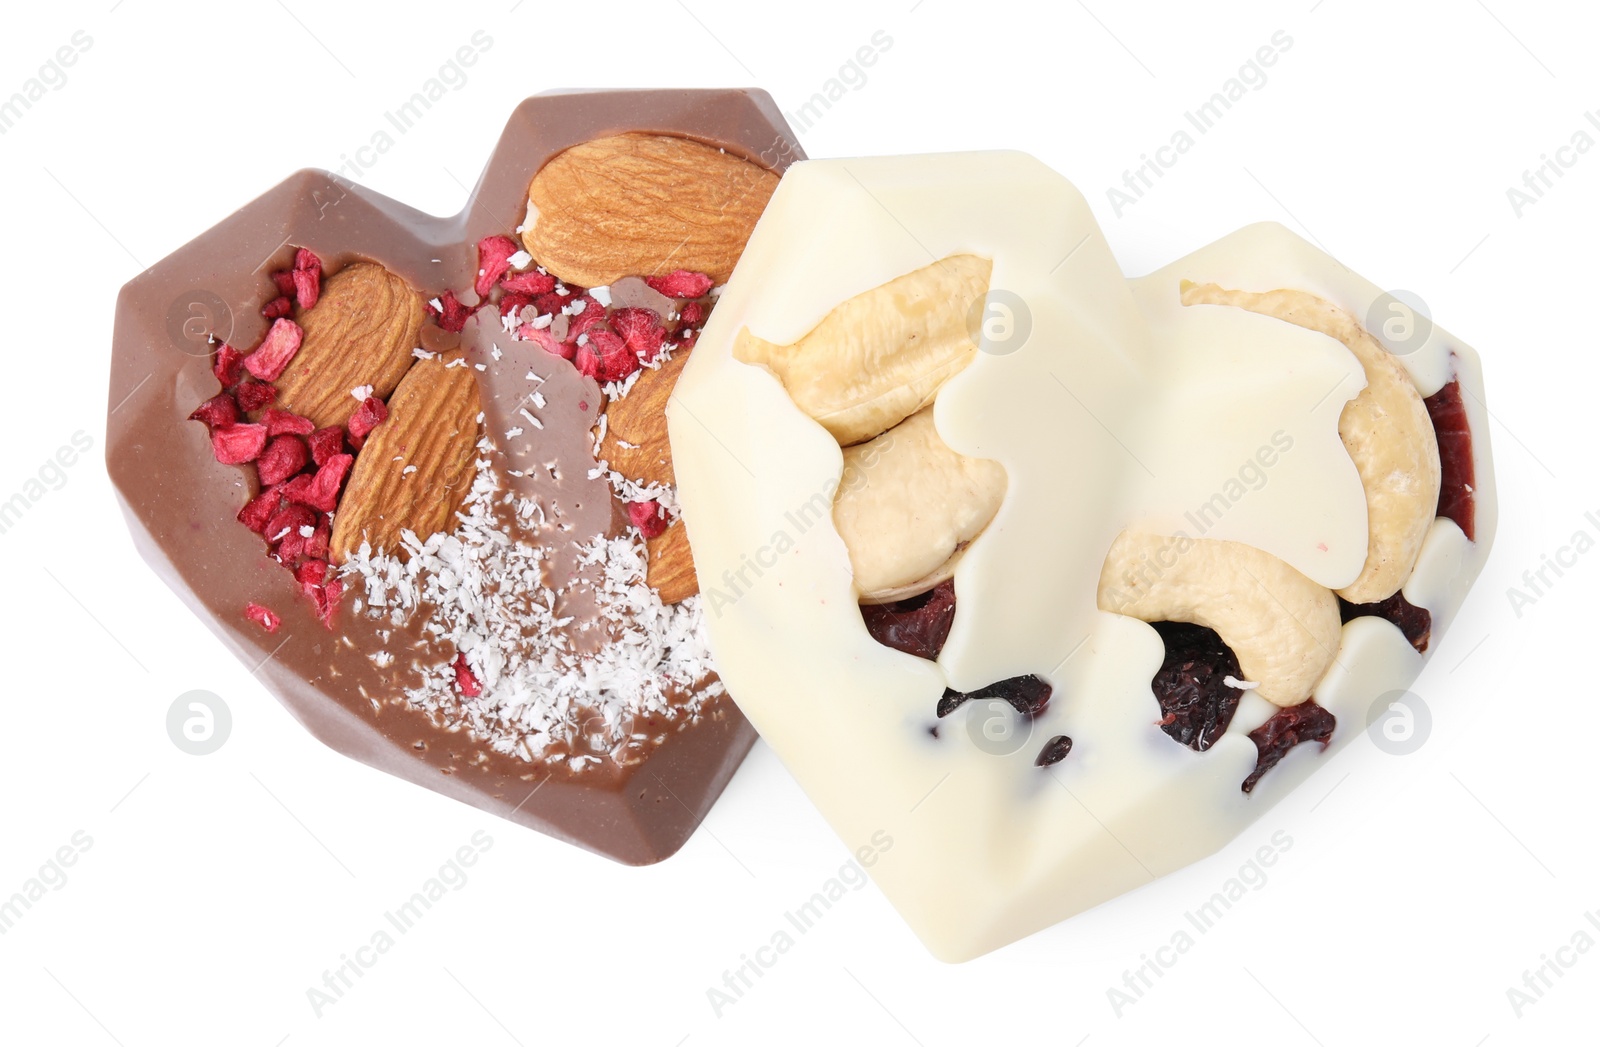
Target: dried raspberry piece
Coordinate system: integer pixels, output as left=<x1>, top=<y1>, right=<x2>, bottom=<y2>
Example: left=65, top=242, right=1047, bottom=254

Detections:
left=271, top=270, right=297, bottom=297
left=610, top=307, right=667, bottom=361
left=860, top=580, right=956, bottom=661
left=235, top=380, right=277, bottom=411
left=519, top=324, right=573, bottom=360
left=430, top=290, right=475, bottom=333
left=244, top=603, right=281, bottom=633
left=243, top=318, right=305, bottom=382
left=294, top=559, right=341, bottom=628
left=265, top=503, right=317, bottom=545
left=1242, top=700, right=1336, bottom=793
left=303, top=453, right=353, bottom=512
left=256, top=435, right=310, bottom=486
left=304, top=515, right=331, bottom=561
left=346, top=396, right=388, bottom=449
left=261, top=408, right=315, bottom=437
left=574, top=343, right=601, bottom=380
left=188, top=393, right=239, bottom=430
left=307, top=426, right=345, bottom=466
left=646, top=270, right=714, bottom=299
left=237, top=488, right=280, bottom=534
left=277, top=473, right=314, bottom=506
left=627, top=499, right=668, bottom=539
left=292, top=247, right=323, bottom=310
left=295, top=559, right=328, bottom=588
left=213, top=343, right=247, bottom=386
left=261, top=296, right=293, bottom=320
left=674, top=330, right=700, bottom=352
left=312, top=578, right=342, bottom=628
left=499, top=291, right=534, bottom=319
left=589, top=329, right=638, bottom=382
left=501, top=269, right=555, bottom=295
left=678, top=300, right=708, bottom=328
left=533, top=291, right=568, bottom=316
left=211, top=423, right=268, bottom=465
left=474, top=235, right=520, bottom=297
left=453, top=653, right=483, bottom=698
left=568, top=297, right=607, bottom=339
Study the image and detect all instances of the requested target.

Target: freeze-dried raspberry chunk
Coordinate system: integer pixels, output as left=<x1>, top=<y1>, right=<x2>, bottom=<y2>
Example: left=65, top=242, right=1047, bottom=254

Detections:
left=292, top=247, right=322, bottom=310
left=611, top=307, right=667, bottom=361
left=519, top=324, right=572, bottom=359
left=628, top=499, right=668, bottom=539
left=454, top=653, right=483, bottom=698
left=533, top=291, right=568, bottom=316
left=429, top=290, right=475, bottom=333
left=501, top=270, right=555, bottom=295
left=312, top=578, right=342, bottom=628
left=261, top=296, right=293, bottom=320
left=262, top=408, right=316, bottom=437
left=295, top=559, right=327, bottom=588
left=303, top=515, right=330, bottom=561
left=646, top=270, right=714, bottom=299
left=346, top=396, right=388, bottom=449
left=271, top=270, right=297, bottom=297
left=189, top=393, right=239, bottom=430
left=213, top=343, right=248, bottom=387
left=237, top=488, right=280, bottom=534
left=677, top=299, right=708, bottom=328
left=265, top=503, right=316, bottom=544
left=257, top=435, right=309, bottom=486
left=244, top=603, right=281, bottom=633
left=211, top=423, right=268, bottom=465
left=574, top=343, right=601, bottom=380
left=587, top=328, right=637, bottom=382
left=307, top=426, right=345, bottom=466
left=475, top=235, right=520, bottom=297
left=303, top=454, right=353, bottom=513
left=243, top=318, right=304, bottom=381
left=499, top=291, right=535, bottom=319
left=567, top=297, right=607, bottom=339
left=235, top=380, right=277, bottom=412
left=295, top=559, right=341, bottom=628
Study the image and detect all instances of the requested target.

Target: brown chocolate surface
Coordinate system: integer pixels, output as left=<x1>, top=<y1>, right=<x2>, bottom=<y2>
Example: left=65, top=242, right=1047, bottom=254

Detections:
left=107, top=89, right=804, bottom=865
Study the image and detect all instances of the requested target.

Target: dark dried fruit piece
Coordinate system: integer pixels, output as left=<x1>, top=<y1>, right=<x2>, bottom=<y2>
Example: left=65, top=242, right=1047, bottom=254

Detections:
left=211, top=423, right=268, bottom=465
left=938, top=674, right=1052, bottom=719
left=1242, top=700, right=1336, bottom=793
left=678, top=300, right=708, bottom=328
left=1036, top=735, right=1073, bottom=766
left=646, top=269, right=714, bottom=299
left=628, top=499, right=668, bottom=539
left=244, top=603, right=281, bottom=633
left=1424, top=378, right=1475, bottom=541
left=1148, top=621, right=1243, bottom=752
left=475, top=235, right=520, bottom=297
left=188, top=393, right=239, bottom=431
left=860, top=580, right=956, bottom=660
left=243, top=318, right=304, bottom=382
left=454, top=653, right=483, bottom=698
left=1339, top=592, right=1432, bottom=652
left=346, top=396, right=388, bottom=449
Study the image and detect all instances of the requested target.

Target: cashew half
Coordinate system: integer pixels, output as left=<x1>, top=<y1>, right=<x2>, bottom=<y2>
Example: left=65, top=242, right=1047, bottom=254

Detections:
left=1180, top=283, right=1441, bottom=603
left=735, top=254, right=992, bottom=446
left=1097, top=531, right=1341, bottom=707
left=835, top=406, right=1007, bottom=602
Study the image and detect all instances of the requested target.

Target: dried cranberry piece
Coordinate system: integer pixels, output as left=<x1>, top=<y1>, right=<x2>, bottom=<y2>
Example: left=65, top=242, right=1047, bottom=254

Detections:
left=628, top=499, right=668, bottom=539
left=261, top=408, right=315, bottom=437
left=1036, top=735, right=1073, bottom=766
left=346, top=396, right=388, bottom=449
left=188, top=393, right=239, bottom=431
left=292, top=247, right=322, bottom=310
left=237, top=488, right=280, bottom=534
left=1339, top=592, right=1432, bottom=652
left=1424, top=378, right=1475, bottom=541
left=860, top=580, right=956, bottom=660
left=611, top=307, right=667, bottom=361
left=243, top=318, right=304, bottom=382
left=430, top=290, right=475, bottom=333
left=307, top=426, right=345, bottom=466
left=646, top=269, right=714, bottom=299
left=213, top=343, right=247, bottom=386
left=501, top=270, right=555, bottom=295
left=261, top=296, right=293, bottom=320
left=938, top=674, right=1052, bottom=719
left=211, top=423, right=268, bottom=465
left=235, top=380, right=277, bottom=412
left=244, top=603, right=281, bottom=633
left=1242, top=700, right=1336, bottom=793
left=256, top=435, right=310, bottom=486
left=454, top=653, right=483, bottom=698
left=1148, top=621, right=1243, bottom=752
left=474, top=235, right=520, bottom=298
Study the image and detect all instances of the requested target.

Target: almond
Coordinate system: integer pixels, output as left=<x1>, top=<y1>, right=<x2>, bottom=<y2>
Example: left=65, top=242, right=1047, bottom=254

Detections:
left=274, top=262, right=425, bottom=430
left=646, top=521, right=699, bottom=604
left=595, top=346, right=694, bottom=487
left=521, top=133, right=777, bottom=289
left=329, top=352, right=481, bottom=563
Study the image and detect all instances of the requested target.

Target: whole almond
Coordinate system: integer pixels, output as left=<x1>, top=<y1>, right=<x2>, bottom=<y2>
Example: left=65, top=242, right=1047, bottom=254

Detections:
left=275, top=262, right=425, bottom=430
left=595, top=346, right=694, bottom=488
left=330, top=352, right=481, bottom=563
left=522, top=133, right=777, bottom=288
left=646, top=521, right=698, bottom=604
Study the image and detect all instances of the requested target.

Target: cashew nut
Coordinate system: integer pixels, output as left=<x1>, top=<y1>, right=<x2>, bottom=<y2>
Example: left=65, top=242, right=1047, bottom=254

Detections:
left=1180, top=283, right=1441, bottom=603
left=1097, top=530, right=1341, bottom=707
left=835, top=406, right=1007, bottom=602
left=735, top=254, right=992, bottom=446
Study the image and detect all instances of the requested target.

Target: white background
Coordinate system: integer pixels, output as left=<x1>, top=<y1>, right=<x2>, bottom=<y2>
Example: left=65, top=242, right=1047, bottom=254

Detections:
left=1, top=0, right=1596, bottom=1043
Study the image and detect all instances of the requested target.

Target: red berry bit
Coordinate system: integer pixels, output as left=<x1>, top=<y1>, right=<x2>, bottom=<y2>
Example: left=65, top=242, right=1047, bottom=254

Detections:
left=678, top=299, right=708, bottom=328
left=261, top=408, right=315, bottom=437
left=213, top=343, right=247, bottom=386
left=307, top=425, right=346, bottom=466
left=519, top=324, right=571, bottom=359
left=429, top=290, right=475, bottom=333
left=501, top=269, right=555, bottom=295
left=628, top=499, right=668, bottom=539
left=294, top=559, right=342, bottom=628
left=454, top=653, right=483, bottom=698
left=937, top=674, right=1052, bottom=719
left=1148, top=621, right=1243, bottom=752
left=292, top=247, right=322, bottom=310
left=237, top=488, right=280, bottom=534
left=265, top=503, right=317, bottom=545
left=860, top=580, right=956, bottom=661
left=235, top=380, right=277, bottom=412
left=244, top=603, right=281, bottom=633
left=646, top=269, right=714, bottom=299
left=243, top=318, right=304, bottom=382
left=346, top=396, right=388, bottom=449
left=261, top=295, right=293, bottom=320
left=1242, top=700, right=1336, bottom=793
left=567, top=297, right=607, bottom=340
left=282, top=454, right=353, bottom=513
left=1424, top=377, right=1475, bottom=541
left=188, top=393, right=239, bottom=431
left=211, top=423, right=268, bottom=465
left=611, top=307, right=667, bottom=362
left=271, top=270, right=297, bottom=297
left=256, top=435, right=310, bottom=486
left=474, top=235, right=520, bottom=297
